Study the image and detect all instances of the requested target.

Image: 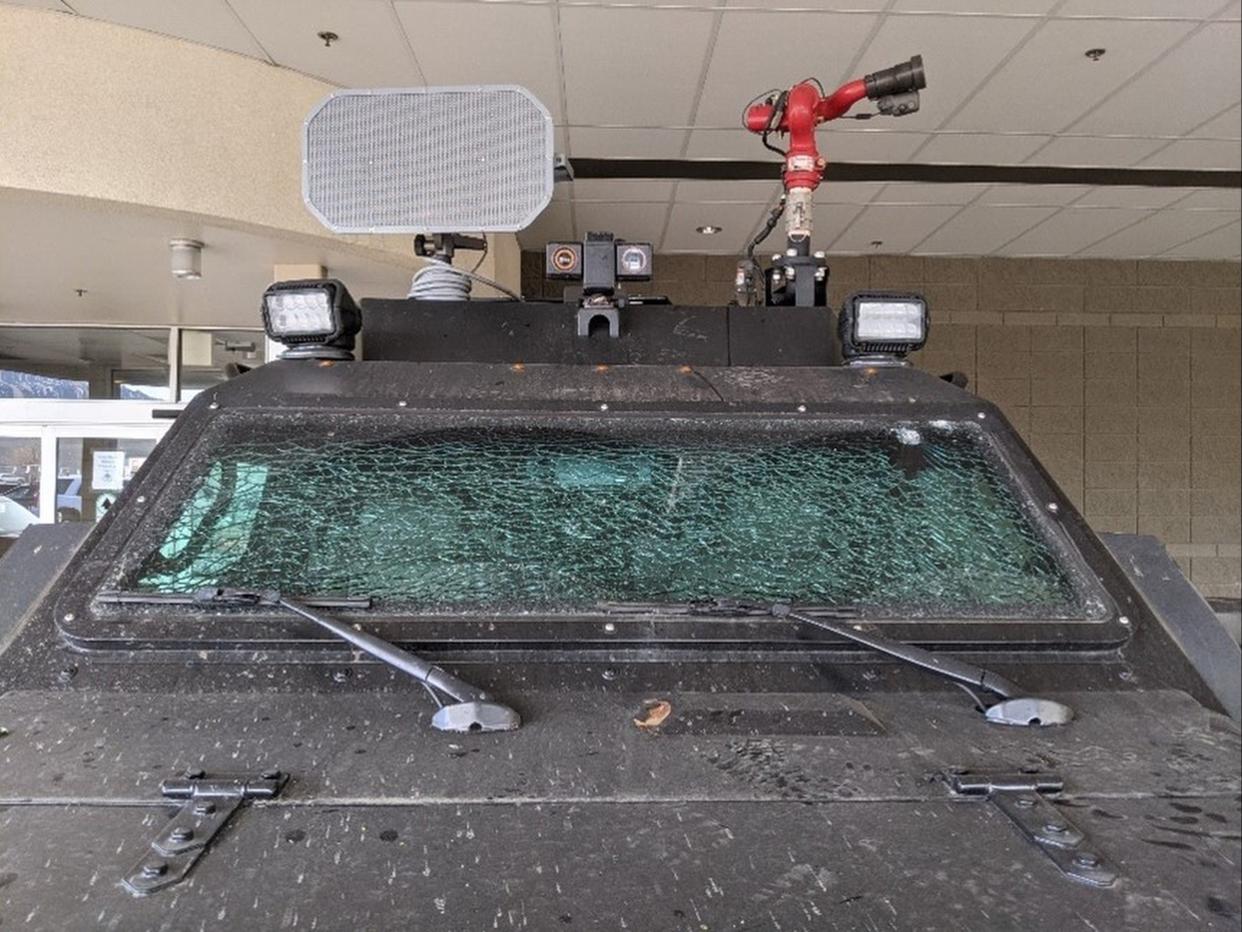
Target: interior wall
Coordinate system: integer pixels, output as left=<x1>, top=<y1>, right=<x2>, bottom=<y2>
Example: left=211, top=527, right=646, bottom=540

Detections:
left=523, top=252, right=1242, bottom=598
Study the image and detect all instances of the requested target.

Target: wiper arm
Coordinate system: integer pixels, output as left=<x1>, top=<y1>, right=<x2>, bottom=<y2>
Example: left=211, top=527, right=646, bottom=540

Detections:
left=770, top=603, right=1073, bottom=728
left=99, top=587, right=520, bottom=734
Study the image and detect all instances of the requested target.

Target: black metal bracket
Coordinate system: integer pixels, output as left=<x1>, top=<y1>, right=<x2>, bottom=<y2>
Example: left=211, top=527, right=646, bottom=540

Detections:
left=123, top=768, right=288, bottom=896
left=948, top=771, right=1117, bottom=888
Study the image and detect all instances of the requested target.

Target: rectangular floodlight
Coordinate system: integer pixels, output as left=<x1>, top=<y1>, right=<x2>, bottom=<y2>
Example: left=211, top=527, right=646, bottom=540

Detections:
left=303, top=85, right=555, bottom=234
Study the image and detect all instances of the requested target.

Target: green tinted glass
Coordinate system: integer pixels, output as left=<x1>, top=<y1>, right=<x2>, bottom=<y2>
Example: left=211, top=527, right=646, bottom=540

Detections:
left=131, top=421, right=1087, bottom=616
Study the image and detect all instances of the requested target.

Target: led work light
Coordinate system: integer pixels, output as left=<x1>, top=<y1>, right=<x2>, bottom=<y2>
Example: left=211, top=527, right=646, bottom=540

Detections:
left=261, top=279, right=361, bottom=360
left=839, top=291, right=928, bottom=361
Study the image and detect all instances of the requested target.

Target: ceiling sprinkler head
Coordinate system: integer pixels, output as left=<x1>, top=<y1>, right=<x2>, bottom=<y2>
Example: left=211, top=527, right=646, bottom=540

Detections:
left=1085, top=48, right=1106, bottom=61
left=696, top=225, right=723, bottom=236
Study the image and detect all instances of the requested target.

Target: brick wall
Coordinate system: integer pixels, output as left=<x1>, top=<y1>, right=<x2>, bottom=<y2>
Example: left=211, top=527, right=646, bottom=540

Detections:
left=521, top=252, right=1242, bottom=597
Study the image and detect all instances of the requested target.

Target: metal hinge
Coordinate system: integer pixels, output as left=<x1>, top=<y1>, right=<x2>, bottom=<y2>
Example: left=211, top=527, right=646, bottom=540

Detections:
left=948, top=771, right=1118, bottom=888
left=123, top=768, right=288, bottom=896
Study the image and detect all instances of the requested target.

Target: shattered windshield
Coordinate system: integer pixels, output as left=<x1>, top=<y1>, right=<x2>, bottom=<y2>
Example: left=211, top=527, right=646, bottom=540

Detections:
left=126, top=416, right=1098, bottom=618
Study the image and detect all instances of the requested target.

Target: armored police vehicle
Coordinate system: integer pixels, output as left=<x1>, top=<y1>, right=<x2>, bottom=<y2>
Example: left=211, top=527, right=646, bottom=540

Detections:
left=1, top=70, right=1239, bottom=930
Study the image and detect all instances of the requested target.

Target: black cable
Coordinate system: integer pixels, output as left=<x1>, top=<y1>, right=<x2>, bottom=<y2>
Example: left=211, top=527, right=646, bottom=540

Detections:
left=746, top=195, right=786, bottom=261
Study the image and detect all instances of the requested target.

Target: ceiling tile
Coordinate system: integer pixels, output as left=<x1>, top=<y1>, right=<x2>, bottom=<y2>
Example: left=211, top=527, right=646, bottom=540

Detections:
left=814, top=182, right=886, bottom=204
left=821, top=130, right=930, bottom=162
left=569, top=128, right=688, bottom=159
left=663, top=202, right=769, bottom=253
left=919, top=133, right=1050, bottom=164
left=1077, top=209, right=1239, bottom=257
left=946, top=19, right=1196, bottom=134
left=722, top=0, right=889, bottom=9
left=517, top=202, right=573, bottom=251
left=1139, top=139, right=1242, bottom=169
left=1056, top=0, right=1224, bottom=16
left=1073, top=186, right=1193, bottom=209
left=394, top=2, right=562, bottom=120
left=70, top=0, right=265, bottom=57
left=570, top=180, right=677, bottom=202
left=889, top=0, right=1058, bottom=11
left=574, top=202, right=669, bottom=243
left=1071, top=23, right=1242, bottom=137
left=1160, top=220, right=1242, bottom=258
left=560, top=7, right=715, bottom=125
left=809, top=203, right=867, bottom=250
left=827, top=204, right=959, bottom=252
left=4, top=0, right=73, bottom=10
left=915, top=204, right=1058, bottom=254
left=695, top=11, right=879, bottom=126
left=850, top=14, right=1037, bottom=133
left=1192, top=105, right=1242, bottom=139
left=230, top=0, right=419, bottom=86
left=873, top=182, right=988, bottom=204
left=998, top=207, right=1150, bottom=255
left=676, top=180, right=780, bottom=202
left=975, top=184, right=1090, bottom=205
left=1175, top=188, right=1242, bottom=211
left=1024, top=136, right=1165, bottom=167
left=685, top=129, right=774, bottom=160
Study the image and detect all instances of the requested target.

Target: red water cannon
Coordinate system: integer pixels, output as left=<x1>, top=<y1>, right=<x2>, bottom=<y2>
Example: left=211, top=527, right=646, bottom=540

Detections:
left=743, top=56, right=925, bottom=249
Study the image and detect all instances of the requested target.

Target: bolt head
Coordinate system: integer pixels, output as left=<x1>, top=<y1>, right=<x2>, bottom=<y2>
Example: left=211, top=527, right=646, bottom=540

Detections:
left=141, top=861, right=169, bottom=878
left=184, top=767, right=206, bottom=779
left=193, top=801, right=216, bottom=815
left=1015, top=796, right=1037, bottom=809
left=1044, top=822, right=1067, bottom=833
left=171, top=826, right=194, bottom=842
left=261, top=768, right=282, bottom=780
left=1074, top=852, right=1101, bottom=868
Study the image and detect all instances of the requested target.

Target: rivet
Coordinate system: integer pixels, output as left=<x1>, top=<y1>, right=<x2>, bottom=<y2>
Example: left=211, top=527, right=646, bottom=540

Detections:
left=976, top=412, right=986, bottom=420
left=599, top=403, right=609, bottom=411
left=63, top=612, right=75, bottom=623
left=601, top=668, right=618, bottom=681
left=1046, top=502, right=1059, bottom=513
left=603, top=622, right=616, bottom=634
left=796, top=404, right=807, bottom=413
left=397, top=400, right=408, bottom=408
left=1015, top=796, right=1037, bottom=809
left=332, top=669, right=352, bottom=683
left=1118, top=616, right=1131, bottom=626
left=208, top=401, right=219, bottom=410
left=57, top=665, right=77, bottom=683
left=136, top=495, right=146, bottom=504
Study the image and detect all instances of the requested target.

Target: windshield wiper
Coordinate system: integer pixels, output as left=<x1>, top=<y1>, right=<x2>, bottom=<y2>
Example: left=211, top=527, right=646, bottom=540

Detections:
left=771, top=602, right=1073, bottom=727
left=601, top=598, right=1071, bottom=727
left=97, top=587, right=520, bottom=734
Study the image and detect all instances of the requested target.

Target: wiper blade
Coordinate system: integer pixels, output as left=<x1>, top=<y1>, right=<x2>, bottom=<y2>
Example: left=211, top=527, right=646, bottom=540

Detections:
left=597, top=598, right=859, bottom=618
left=97, top=589, right=373, bottom=610
left=769, top=603, right=1073, bottom=728
left=98, top=587, right=520, bottom=734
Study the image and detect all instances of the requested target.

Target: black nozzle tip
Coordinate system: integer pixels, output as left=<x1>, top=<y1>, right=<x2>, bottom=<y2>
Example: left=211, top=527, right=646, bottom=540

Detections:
left=909, top=54, right=927, bottom=90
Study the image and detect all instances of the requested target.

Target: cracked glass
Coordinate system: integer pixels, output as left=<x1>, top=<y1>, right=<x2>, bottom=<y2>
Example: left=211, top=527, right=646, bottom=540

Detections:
left=129, top=418, right=1093, bottom=618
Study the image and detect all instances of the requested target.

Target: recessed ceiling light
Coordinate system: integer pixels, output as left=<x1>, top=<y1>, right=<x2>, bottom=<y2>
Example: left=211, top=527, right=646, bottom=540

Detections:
left=1085, top=48, right=1106, bottom=61
left=696, top=225, right=723, bottom=235
left=317, top=30, right=339, bottom=48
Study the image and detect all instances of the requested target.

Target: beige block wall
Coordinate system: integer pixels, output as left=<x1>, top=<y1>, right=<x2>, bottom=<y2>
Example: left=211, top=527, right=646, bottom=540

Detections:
left=522, top=252, right=1242, bottom=597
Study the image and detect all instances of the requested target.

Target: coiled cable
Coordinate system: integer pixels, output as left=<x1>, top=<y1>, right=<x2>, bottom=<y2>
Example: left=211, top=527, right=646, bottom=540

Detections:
left=407, top=258, right=522, bottom=301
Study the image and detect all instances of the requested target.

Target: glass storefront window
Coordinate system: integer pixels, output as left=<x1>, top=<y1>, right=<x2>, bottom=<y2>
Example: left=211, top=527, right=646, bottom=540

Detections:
left=0, top=327, right=172, bottom=400
left=0, top=438, right=42, bottom=556
left=56, top=437, right=157, bottom=523
left=178, top=329, right=264, bottom=402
